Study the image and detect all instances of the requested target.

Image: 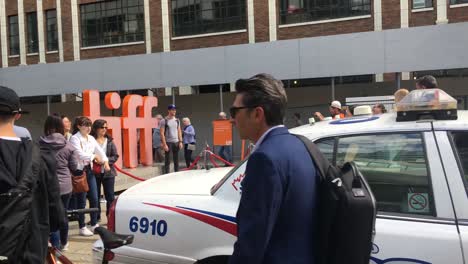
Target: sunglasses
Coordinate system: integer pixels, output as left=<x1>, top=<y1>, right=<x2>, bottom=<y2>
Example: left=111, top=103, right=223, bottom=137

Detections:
left=100, top=126, right=108, bottom=129
left=229, top=106, right=258, bottom=118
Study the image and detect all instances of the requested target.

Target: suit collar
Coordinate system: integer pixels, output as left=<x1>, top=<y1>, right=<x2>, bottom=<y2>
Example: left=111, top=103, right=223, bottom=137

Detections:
left=252, top=125, right=288, bottom=153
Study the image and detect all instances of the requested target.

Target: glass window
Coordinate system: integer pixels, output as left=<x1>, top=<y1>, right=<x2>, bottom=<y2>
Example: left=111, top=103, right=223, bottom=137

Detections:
left=8, top=15, right=19, bottom=55
left=279, top=0, right=371, bottom=25
left=319, top=133, right=434, bottom=216
left=315, top=138, right=335, bottom=163
left=80, top=0, right=145, bottom=47
left=46, top=10, right=58, bottom=51
left=450, top=0, right=468, bottom=4
left=413, top=0, right=433, bottom=9
left=27, top=12, right=39, bottom=53
left=171, top=0, right=246, bottom=37
left=451, top=132, right=468, bottom=195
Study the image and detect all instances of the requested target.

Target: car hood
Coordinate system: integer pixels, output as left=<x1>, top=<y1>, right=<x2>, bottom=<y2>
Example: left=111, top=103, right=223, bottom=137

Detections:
left=122, top=167, right=233, bottom=196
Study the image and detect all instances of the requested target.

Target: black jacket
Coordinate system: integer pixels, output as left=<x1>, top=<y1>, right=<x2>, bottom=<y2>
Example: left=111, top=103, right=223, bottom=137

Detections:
left=100, top=137, right=119, bottom=178
left=0, top=138, right=64, bottom=263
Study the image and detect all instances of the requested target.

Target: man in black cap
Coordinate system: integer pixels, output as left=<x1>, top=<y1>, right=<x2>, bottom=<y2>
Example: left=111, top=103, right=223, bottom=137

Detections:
left=0, top=86, right=63, bottom=263
left=160, top=104, right=183, bottom=173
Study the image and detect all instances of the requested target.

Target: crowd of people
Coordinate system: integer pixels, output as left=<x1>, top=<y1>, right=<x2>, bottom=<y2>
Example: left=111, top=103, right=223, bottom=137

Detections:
left=152, top=105, right=234, bottom=173
left=0, top=85, right=121, bottom=262
left=299, top=75, right=437, bottom=126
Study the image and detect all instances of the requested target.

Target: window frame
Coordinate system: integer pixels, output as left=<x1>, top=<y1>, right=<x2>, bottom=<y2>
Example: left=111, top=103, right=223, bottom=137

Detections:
left=448, top=131, right=468, bottom=197
left=8, top=15, right=19, bottom=56
left=314, top=131, right=437, bottom=218
left=412, top=0, right=433, bottom=9
left=45, top=9, right=58, bottom=52
left=26, top=12, right=39, bottom=54
left=279, top=0, right=372, bottom=26
left=450, top=0, right=468, bottom=5
left=171, top=0, right=247, bottom=37
left=79, top=0, right=145, bottom=48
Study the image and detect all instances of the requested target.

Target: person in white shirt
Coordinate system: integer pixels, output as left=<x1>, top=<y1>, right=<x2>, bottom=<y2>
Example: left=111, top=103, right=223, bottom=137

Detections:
left=70, top=116, right=109, bottom=236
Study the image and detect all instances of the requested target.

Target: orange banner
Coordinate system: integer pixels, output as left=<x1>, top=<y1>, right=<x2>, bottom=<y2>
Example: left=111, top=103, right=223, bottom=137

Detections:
left=213, top=120, right=233, bottom=146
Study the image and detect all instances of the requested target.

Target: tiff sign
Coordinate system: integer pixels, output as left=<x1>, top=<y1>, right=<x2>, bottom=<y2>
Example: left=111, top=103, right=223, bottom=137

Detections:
left=83, top=90, right=158, bottom=169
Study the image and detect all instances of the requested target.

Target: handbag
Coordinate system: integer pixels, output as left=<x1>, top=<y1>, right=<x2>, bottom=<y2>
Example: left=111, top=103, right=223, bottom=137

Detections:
left=72, top=170, right=89, bottom=193
left=187, top=143, right=196, bottom=151
left=92, top=161, right=102, bottom=175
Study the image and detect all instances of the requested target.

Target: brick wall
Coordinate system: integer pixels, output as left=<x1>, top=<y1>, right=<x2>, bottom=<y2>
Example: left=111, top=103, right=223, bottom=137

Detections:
left=254, top=0, right=269, bottom=42
left=382, top=0, right=401, bottom=29
left=448, top=5, right=468, bottom=23
left=149, top=0, right=163, bottom=53
left=46, top=52, right=60, bottom=63
left=26, top=55, right=38, bottom=65
left=60, top=0, right=74, bottom=61
left=81, top=44, right=146, bottom=59
left=278, top=17, right=373, bottom=40
left=409, top=9, right=436, bottom=27
left=171, top=33, right=248, bottom=51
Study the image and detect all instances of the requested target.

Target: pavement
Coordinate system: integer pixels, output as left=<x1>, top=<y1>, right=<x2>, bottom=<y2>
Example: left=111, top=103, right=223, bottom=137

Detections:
left=65, top=200, right=108, bottom=264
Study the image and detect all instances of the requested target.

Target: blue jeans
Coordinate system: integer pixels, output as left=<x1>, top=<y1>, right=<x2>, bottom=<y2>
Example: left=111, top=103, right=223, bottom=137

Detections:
left=50, top=193, right=72, bottom=248
left=96, top=174, right=115, bottom=220
left=218, top=145, right=232, bottom=163
left=77, top=167, right=99, bottom=228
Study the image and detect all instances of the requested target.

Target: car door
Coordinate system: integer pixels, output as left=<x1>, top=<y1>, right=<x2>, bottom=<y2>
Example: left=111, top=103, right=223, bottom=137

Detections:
left=436, top=130, right=468, bottom=264
left=315, top=132, right=462, bottom=264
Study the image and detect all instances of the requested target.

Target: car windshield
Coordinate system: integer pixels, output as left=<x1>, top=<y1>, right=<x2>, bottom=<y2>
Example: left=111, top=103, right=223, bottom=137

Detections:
left=210, top=159, right=248, bottom=195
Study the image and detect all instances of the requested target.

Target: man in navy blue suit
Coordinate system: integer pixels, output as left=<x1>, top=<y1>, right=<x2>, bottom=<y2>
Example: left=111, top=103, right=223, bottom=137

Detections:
left=229, top=74, right=319, bottom=264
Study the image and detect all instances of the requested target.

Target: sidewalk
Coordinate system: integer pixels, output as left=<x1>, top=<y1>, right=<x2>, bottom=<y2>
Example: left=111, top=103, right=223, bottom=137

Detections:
left=65, top=203, right=107, bottom=264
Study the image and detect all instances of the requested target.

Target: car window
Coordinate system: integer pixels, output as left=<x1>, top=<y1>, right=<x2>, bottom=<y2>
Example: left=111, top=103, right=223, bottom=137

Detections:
left=334, top=133, right=434, bottom=216
left=451, top=132, right=468, bottom=195
left=315, top=138, right=335, bottom=163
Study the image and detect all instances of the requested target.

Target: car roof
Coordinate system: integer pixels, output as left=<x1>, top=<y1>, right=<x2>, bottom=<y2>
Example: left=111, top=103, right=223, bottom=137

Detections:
left=290, top=110, right=468, bottom=141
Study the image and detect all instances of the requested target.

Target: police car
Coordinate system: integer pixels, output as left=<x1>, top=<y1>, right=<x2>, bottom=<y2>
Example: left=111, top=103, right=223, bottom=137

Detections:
left=93, top=89, right=468, bottom=264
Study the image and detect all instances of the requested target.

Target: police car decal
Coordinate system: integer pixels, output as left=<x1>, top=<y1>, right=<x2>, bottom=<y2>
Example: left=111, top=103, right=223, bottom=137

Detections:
left=143, top=202, right=237, bottom=236
left=330, top=116, right=379, bottom=125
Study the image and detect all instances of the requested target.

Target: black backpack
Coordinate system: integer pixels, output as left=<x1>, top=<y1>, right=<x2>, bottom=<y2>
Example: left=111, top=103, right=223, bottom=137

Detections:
left=295, top=134, right=377, bottom=264
left=0, top=139, right=41, bottom=263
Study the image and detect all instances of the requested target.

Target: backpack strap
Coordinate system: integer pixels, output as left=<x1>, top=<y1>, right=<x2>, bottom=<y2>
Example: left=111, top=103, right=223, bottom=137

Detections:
left=294, top=134, right=330, bottom=182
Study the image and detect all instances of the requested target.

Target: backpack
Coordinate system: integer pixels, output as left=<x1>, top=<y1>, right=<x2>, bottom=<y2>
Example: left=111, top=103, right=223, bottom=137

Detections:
left=294, top=134, right=377, bottom=264
left=0, top=139, right=41, bottom=263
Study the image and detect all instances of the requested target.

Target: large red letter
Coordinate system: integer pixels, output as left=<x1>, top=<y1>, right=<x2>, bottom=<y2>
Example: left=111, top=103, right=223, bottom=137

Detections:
left=122, top=95, right=143, bottom=168
left=83, top=90, right=123, bottom=168
left=138, top=96, right=158, bottom=166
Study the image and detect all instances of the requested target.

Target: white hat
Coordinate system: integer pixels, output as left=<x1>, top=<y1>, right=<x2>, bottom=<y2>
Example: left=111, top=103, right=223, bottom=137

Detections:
left=330, top=100, right=342, bottom=109
left=353, top=105, right=373, bottom=116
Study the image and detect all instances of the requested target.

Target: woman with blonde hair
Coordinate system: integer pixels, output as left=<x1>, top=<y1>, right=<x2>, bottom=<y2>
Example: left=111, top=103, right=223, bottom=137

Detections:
left=182, top=117, right=196, bottom=168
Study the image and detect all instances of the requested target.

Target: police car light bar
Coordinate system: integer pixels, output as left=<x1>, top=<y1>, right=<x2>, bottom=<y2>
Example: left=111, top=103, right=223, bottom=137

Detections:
left=396, top=89, right=458, bottom=122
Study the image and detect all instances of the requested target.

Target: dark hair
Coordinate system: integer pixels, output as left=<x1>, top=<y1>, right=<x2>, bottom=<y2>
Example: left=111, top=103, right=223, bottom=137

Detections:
left=416, top=75, right=438, bottom=89
left=72, top=116, right=92, bottom=134
left=90, top=119, right=112, bottom=139
left=44, top=115, right=65, bottom=136
left=235, top=73, right=287, bottom=126
left=294, top=112, right=301, bottom=119
left=0, top=114, right=15, bottom=122
left=374, top=104, right=387, bottom=113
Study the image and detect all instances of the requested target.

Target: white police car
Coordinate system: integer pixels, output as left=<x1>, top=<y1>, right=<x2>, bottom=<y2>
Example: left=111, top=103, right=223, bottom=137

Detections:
left=93, top=89, right=468, bottom=264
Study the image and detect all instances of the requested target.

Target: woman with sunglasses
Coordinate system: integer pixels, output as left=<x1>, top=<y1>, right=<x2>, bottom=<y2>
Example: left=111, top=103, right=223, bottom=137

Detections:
left=90, top=119, right=119, bottom=222
left=70, top=116, right=109, bottom=236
